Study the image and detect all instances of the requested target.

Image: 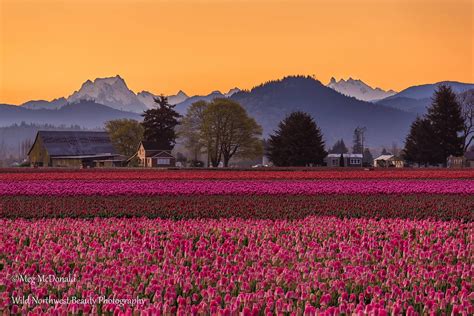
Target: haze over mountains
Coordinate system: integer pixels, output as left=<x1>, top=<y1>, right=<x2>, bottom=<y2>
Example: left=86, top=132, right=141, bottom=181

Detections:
left=1, top=75, right=473, bottom=149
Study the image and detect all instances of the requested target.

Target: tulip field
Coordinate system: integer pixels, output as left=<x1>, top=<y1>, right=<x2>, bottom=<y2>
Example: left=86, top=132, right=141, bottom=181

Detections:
left=0, top=169, right=473, bottom=315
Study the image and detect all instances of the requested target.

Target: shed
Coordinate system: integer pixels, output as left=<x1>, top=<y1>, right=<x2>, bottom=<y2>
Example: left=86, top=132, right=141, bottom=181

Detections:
left=373, top=155, right=404, bottom=168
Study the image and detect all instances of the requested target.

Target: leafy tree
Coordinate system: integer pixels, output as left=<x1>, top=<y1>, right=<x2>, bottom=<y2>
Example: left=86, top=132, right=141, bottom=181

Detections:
left=268, top=111, right=327, bottom=166
left=176, top=152, right=188, bottom=166
left=457, top=89, right=474, bottom=152
left=179, top=101, right=208, bottom=162
left=329, top=139, right=348, bottom=154
left=105, top=119, right=144, bottom=157
left=141, top=95, right=181, bottom=150
left=352, top=126, right=366, bottom=154
left=403, top=117, right=435, bottom=165
left=201, top=99, right=263, bottom=167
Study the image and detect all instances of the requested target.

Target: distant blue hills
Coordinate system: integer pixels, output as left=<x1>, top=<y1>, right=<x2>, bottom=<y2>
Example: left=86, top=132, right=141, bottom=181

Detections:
left=377, top=81, right=474, bottom=115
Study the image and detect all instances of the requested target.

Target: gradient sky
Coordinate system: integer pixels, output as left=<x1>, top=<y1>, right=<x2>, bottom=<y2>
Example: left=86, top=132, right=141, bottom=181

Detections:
left=0, top=0, right=472, bottom=104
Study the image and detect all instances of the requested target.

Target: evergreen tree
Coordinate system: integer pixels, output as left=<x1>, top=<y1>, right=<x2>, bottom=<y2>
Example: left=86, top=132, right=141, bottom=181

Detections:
left=339, top=153, right=345, bottom=167
left=403, top=117, right=435, bottom=165
left=329, top=139, right=348, bottom=154
left=141, top=95, right=181, bottom=150
left=363, top=148, right=373, bottom=166
left=426, top=84, right=464, bottom=163
left=268, top=112, right=327, bottom=166
left=381, top=148, right=390, bottom=155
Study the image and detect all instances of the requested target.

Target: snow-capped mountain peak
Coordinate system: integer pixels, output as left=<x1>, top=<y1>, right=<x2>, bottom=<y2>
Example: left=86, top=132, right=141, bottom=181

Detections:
left=327, top=77, right=396, bottom=102
left=68, top=75, right=147, bottom=112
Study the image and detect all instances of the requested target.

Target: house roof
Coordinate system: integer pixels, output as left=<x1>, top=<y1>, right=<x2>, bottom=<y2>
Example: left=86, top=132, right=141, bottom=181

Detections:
left=327, top=153, right=363, bottom=158
left=150, top=151, right=175, bottom=158
left=29, top=131, right=116, bottom=156
left=140, top=141, right=165, bottom=151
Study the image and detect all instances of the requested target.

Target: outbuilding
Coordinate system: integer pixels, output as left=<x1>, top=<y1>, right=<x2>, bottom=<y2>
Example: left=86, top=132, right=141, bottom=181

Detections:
left=373, top=155, right=404, bottom=168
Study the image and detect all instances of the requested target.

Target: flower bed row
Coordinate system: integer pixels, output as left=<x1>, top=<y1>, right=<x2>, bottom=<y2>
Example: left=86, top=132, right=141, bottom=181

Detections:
left=1, top=217, right=472, bottom=315
left=1, top=169, right=474, bottom=181
left=1, top=194, right=473, bottom=221
left=1, top=180, right=473, bottom=196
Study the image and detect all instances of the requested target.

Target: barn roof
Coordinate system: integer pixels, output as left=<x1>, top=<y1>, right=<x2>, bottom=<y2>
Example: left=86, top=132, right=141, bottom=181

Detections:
left=29, top=131, right=117, bottom=156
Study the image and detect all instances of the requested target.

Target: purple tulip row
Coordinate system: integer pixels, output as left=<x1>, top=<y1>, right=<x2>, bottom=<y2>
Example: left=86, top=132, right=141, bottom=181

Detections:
left=0, top=179, right=473, bottom=196
left=1, top=217, right=472, bottom=315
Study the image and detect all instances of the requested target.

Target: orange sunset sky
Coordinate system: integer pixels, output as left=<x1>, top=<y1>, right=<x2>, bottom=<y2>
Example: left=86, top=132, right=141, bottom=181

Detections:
left=0, top=0, right=473, bottom=105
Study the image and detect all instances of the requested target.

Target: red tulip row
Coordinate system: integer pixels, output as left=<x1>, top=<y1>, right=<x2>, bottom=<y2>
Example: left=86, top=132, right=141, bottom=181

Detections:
left=1, top=179, right=473, bottom=196
left=1, top=217, right=472, bottom=315
left=1, top=168, right=474, bottom=181
left=1, top=194, right=472, bottom=221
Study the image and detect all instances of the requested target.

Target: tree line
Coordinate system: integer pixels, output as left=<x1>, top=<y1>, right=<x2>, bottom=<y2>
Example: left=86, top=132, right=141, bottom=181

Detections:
left=105, top=84, right=473, bottom=167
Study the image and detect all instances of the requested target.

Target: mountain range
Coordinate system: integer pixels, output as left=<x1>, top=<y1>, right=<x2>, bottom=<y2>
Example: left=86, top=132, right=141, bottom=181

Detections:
left=231, top=76, right=413, bottom=145
left=377, top=81, right=474, bottom=115
left=327, top=77, right=396, bottom=102
left=0, top=101, right=141, bottom=129
left=1, top=75, right=473, bottom=148
left=18, top=75, right=240, bottom=113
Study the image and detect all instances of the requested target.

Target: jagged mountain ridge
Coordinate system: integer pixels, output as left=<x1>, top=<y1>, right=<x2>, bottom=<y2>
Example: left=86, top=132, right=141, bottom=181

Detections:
left=18, top=75, right=241, bottom=113
left=67, top=75, right=147, bottom=112
left=327, top=77, right=396, bottom=102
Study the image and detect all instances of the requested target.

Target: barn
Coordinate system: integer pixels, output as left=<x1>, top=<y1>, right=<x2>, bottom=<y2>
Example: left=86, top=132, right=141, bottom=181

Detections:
left=28, top=131, right=120, bottom=167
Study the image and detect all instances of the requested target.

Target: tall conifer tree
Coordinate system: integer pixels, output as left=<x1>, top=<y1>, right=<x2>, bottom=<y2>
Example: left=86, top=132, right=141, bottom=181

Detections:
left=141, top=95, right=181, bottom=150
left=268, top=112, right=327, bottom=166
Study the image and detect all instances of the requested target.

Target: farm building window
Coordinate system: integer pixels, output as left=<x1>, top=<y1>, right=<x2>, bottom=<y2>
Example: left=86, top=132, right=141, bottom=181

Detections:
left=156, top=158, right=170, bottom=165
left=350, top=159, right=361, bottom=165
